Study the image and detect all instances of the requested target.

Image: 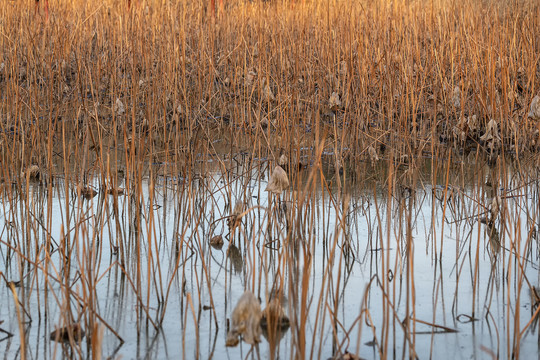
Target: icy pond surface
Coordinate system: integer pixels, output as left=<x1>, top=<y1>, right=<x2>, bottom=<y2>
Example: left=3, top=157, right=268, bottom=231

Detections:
left=1, top=158, right=539, bottom=359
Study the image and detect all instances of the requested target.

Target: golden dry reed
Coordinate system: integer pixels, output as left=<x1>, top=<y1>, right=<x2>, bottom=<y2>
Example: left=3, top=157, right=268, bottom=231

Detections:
left=0, top=0, right=539, bottom=359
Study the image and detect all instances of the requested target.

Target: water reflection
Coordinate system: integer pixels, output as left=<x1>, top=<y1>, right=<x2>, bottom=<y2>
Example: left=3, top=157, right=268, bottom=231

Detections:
left=227, top=244, right=243, bottom=274
left=1, top=158, right=539, bottom=359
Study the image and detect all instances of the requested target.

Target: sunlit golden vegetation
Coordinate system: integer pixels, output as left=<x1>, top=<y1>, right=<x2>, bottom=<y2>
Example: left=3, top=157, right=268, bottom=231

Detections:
left=0, top=0, right=539, bottom=358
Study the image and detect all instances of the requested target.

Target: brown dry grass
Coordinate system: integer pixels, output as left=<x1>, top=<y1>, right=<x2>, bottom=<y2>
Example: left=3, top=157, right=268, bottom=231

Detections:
left=0, top=0, right=539, bottom=359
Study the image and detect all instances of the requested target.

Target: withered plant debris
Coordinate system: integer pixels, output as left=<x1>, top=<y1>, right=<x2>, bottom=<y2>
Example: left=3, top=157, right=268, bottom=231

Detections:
left=329, top=91, right=342, bottom=111
left=78, top=185, right=98, bottom=200
left=227, top=202, right=244, bottom=232
left=262, top=79, right=275, bottom=102
left=278, top=151, right=288, bottom=167
left=50, top=323, right=85, bottom=343
left=105, top=186, right=124, bottom=196
left=210, top=235, right=224, bottom=250
left=226, top=291, right=262, bottom=347
left=114, top=98, right=125, bottom=115
left=528, top=95, right=540, bottom=120
left=260, top=298, right=290, bottom=330
left=367, top=145, right=379, bottom=164
left=451, top=86, right=461, bottom=108
left=21, top=165, right=41, bottom=181
left=266, top=166, right=289, bottom=195
left=489, top=195, right=502, bottom=221
left=480, top=119, right=501, bottom=152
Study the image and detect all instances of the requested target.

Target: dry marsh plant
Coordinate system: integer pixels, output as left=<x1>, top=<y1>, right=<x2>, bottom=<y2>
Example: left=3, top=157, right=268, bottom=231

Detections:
left=0, top=0, right=539, bottom=359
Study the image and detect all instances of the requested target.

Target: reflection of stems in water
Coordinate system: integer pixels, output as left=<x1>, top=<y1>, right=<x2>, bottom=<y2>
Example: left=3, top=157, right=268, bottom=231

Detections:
left=375, top=275, right=419, bottom=359
left=404, top=317, right=457, bottom=334
left=116, top=265, right=159, bottom=330
left=8, top=281, right=26, bottom=360
left=0, top=323, right=14, bottom=339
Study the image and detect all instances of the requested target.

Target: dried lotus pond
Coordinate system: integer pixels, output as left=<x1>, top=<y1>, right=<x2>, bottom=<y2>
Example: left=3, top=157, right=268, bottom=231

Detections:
left=1, top=1, right=540, bottom=359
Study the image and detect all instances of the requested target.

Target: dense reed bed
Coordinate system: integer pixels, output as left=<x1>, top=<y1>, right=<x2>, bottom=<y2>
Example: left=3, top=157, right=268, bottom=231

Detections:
left=0, top=0, right=539, bottom=358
